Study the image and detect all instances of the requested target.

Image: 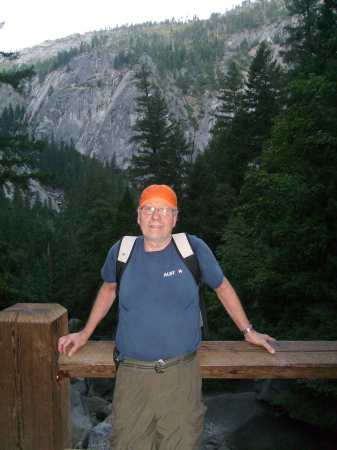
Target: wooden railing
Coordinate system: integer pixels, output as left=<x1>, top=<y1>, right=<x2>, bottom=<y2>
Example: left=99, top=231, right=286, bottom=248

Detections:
left=58, top=339, right=337, bottom=379
left=1, top=303, right=337, bottom=450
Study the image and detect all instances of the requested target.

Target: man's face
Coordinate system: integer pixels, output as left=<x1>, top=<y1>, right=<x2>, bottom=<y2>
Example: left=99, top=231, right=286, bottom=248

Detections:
left=137, top=202, right=178, bottom=248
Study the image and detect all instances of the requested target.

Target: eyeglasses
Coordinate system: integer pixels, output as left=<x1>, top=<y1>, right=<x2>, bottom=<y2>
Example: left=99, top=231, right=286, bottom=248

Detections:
left=139, top=206, right=177, bottom=217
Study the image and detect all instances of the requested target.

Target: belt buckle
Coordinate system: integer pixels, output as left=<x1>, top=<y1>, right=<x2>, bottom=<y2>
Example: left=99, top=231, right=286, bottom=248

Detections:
left=155, top=359, right=166, bottom=373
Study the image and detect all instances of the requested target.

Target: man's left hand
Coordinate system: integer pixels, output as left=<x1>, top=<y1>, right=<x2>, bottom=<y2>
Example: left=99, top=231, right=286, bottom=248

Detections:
left=244, top=330, right=276, bottom=354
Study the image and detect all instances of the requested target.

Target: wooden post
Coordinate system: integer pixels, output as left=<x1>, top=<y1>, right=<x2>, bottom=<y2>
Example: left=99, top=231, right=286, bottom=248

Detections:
left=0, top=303, right=71, bottom=450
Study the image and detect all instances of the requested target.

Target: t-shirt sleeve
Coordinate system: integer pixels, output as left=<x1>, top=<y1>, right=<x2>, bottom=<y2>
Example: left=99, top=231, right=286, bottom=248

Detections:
left=188, top=235, right=225, bottom=290
left=100, top=241, right=120, bottom=283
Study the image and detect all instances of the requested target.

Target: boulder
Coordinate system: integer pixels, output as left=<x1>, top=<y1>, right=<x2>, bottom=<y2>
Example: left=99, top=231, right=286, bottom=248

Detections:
left=202, top=391, right=269, bottom=448
left=86, top=377, right=114, bottom=400
left=70, top=387, right=93, bottom=447
left=86, top=396, right=111, bottom=420
left=71, top=378, right=89, bottom=397
left=86, top=415, right=112, bottom=450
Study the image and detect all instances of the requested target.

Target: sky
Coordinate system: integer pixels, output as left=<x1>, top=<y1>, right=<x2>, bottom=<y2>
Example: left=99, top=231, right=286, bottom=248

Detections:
left=1, top=0, right=241, bottom=52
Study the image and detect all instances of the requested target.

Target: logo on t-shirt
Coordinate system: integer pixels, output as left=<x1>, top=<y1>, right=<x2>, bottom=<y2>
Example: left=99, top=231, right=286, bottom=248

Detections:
left=163, top=269, right=183, bottom=277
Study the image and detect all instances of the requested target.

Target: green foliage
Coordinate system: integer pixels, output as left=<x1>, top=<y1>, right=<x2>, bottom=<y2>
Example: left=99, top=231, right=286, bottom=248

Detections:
left=0, top=50, right=52, bottom=189
left=109, top=186, right=139, bottom=241
left=243, top=41, right=284, bottom=149
left=217, top=73, right=337, bottom=338
left=182, top=150, right=236, bottom=250
left=271, top=379, right=337, bottom=433
left=206, top=41, right=284, bottom=196
left=50, top=151, right=126, bottom=320
left=0, top=134, right=53, bottom=189
left=283, top=0, right=337, bottom=78
left=0, top=103, right=26, bottom=135
left=0, top=66, right=35, bottom=92
left=104, top=0, right=287, bottom=95
left=0, top=188, right=55, bottom=309
left=129, top=63, right=192, bottom=195
left=215, top=60, right=244, bottom=126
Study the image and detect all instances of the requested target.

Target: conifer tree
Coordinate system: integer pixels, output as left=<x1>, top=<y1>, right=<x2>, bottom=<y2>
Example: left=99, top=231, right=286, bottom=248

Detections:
left=0, top=26, right=46, bottom=189
left=242, top=41, right=284, bottom=155
left=283, top=0, right=337, bottom=78
left=206, top=43, right=283, bottom=194
left=214, top=60, right=244, bottom=128
left=129, top=62, right=192, bottom=195
left=206, top=60, right=244, bottom=183
left=109, top=186, right=139, bottom=242
left=282, top=0, right=321, bottom=74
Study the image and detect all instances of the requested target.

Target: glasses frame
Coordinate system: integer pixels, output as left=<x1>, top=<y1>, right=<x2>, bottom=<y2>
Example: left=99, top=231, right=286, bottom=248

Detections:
left=138, top=206, right=178, bottom=217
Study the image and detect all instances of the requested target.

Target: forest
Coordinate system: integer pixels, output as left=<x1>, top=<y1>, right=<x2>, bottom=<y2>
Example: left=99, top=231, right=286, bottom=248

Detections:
left=1, top=0, right=337, bottom=433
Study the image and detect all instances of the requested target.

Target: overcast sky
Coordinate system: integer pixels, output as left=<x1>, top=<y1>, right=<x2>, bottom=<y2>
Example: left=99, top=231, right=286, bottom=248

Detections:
left=1, top=0, right=241, bottom=52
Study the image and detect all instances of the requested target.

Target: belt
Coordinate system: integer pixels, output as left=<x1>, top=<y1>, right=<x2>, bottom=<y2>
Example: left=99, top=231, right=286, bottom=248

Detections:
left=122, top=351, right=197, bottom=373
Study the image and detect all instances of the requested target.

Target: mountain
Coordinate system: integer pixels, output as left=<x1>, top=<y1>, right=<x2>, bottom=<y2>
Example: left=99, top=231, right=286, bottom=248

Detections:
left=0, top=0, right=289, bottom=168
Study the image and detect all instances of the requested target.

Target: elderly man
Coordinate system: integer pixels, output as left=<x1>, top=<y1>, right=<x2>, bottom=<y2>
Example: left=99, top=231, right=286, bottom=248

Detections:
left=58, top=184, right=275, bottom=449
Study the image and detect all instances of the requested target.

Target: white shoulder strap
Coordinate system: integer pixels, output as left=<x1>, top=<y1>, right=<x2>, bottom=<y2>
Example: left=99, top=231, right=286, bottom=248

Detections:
left=117, top=236, right=137, bottom=263
left=172, top=233, right=194, bottom=258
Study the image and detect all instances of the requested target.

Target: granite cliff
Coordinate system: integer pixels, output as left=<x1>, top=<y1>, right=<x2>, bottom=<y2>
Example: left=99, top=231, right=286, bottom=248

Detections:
left=0, top=3, right=290, bottom=168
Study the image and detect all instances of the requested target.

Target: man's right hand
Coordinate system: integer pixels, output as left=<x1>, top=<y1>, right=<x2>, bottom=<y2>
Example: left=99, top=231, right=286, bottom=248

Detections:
left=58, top=331, right=89, bottom=357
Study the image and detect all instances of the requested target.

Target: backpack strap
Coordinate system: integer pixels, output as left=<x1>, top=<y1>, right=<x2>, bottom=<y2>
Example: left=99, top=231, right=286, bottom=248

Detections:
left=172, top=233, right=210, bottom=339
left=172, top=233, right=199, bottom=284
left=116, top=236, right=138, bottom=290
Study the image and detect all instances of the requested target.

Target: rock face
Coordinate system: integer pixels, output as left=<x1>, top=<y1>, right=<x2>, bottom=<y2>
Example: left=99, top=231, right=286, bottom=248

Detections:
left=0, top=16, right=291, bottom=169
left=26, top=54, right=139, bottom=168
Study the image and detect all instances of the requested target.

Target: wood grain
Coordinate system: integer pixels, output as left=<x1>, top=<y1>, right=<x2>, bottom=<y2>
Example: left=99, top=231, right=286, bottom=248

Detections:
left=58, top=340, right=337, bottom=379
left=0, top=303, right=71, bottom=450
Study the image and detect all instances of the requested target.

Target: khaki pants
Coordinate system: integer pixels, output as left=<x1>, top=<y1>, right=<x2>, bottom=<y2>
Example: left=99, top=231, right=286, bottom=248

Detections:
left=111, top=354, right=205, bottom=449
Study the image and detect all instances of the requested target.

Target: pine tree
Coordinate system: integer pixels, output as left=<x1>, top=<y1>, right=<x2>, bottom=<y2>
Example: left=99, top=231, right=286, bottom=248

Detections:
left=129, top=86, right=173, bottom=184
left=206, top=43, right=283, bottom=194
left=282, top=0, right=322, bottom=75
left=129, top=62, right=192, bottom=195
left=218, top=74, right=337, bottom=334
left=242, top=41, right=284, bottom=156
left=0, top=28, right=47, bottom=189
left=206, top=60, right=244, bottom=184
left=109, top=186, right=139, bottom=242
left=215, top=60, right=244, bottom=128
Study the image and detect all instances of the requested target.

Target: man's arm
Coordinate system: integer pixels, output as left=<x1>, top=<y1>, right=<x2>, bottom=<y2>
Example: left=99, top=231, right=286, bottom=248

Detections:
left=215, top=277, right=275, bottom=354
left=58, top=281, right=117, bottom=356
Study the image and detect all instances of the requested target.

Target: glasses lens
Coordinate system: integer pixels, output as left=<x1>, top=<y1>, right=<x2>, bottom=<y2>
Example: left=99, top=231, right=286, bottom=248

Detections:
left=159, top=208, right=170, bottom=217
left=141, top=207, right=174, bottom=216
left=142, top=206, right=154, bottom=215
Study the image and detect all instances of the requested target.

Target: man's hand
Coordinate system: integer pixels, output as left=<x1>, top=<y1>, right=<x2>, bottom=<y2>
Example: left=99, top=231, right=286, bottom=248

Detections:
left=58, top=330, right=89, bottom=357
left=244, top=330, right=276, bottom=354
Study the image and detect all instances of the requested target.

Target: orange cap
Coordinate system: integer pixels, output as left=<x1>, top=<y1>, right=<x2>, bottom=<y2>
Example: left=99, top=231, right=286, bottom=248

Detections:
left=139, top=185, right=177, bottom=208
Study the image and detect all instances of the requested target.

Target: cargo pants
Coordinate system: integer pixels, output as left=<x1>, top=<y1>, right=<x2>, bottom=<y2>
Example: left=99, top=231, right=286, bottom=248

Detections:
left=111, top=353, right=205, bottom=449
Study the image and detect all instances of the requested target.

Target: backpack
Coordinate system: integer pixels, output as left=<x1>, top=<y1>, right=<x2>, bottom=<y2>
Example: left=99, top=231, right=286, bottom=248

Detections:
left=116, top=232, right=209, bottom=339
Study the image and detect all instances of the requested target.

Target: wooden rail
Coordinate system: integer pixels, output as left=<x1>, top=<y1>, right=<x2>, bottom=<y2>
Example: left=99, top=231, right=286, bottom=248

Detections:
left=1, top=303, right=337, bottom=450
left=58, top=340, right=337, bottom=379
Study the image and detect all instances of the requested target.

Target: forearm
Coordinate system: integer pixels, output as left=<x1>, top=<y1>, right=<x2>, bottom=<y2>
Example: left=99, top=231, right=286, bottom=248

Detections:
left=215, top=277, right=275, bottom=354
left=215, top=277, right=251, bottom=332
left=81, top=282, right=117, bottom=339
left=58, top=281, right=117, bottom=356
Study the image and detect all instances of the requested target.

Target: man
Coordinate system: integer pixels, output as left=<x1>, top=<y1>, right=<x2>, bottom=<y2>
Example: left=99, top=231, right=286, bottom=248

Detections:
left=58, top=184, right=275, bottom=449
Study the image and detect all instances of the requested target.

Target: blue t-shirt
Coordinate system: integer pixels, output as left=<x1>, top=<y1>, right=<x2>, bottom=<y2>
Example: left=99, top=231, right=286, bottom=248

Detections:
left=101, top=235, right=224, bottom=361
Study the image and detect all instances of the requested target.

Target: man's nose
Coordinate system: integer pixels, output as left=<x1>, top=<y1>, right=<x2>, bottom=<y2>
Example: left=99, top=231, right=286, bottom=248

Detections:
left=151, top=208, right=161, bottom=218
